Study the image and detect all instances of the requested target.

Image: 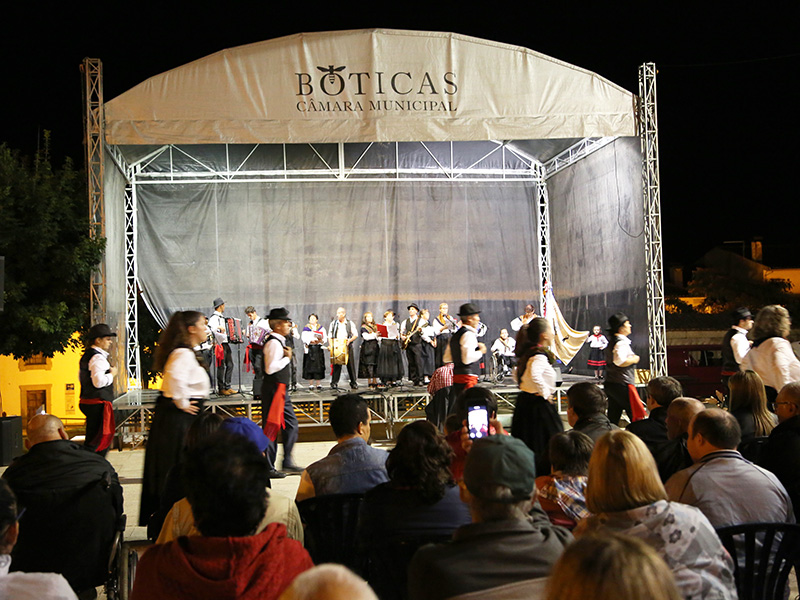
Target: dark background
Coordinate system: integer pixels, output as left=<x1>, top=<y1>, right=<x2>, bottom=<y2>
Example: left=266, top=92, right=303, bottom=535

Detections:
left=2, top=2, right=798, bottom=268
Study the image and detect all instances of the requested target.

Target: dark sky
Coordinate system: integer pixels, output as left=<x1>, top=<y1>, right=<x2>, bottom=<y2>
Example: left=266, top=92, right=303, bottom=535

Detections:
left=2, top=3, right=798, bottom=268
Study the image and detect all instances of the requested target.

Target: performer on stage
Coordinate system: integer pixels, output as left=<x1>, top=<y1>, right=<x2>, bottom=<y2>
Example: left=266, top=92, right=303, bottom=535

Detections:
left=510, top=303, right=538, bottom=332
left=586, top=325, right=609, bottom=380
left=605, top=312, right=646, bottom=425
left=193, top=316, right=215, bottom=389
left=401, top=303, right=426, bottom=387
left=301, top=314, right=327, bottom=392
left=261, top=307, right=303, bottom=476
left=377, top=310, right=403, bottom=387
left=79, top=323, right=118, bottom=456
left=420, top=308, right=436, bottom=384
left=359, top=312, right=380, bottom=390
left=491, top=328, right=517, bottom=375
left=432, top=303, right=458, bottom=369
left=328, top=307, right=358, bottom=390
left=444, top=303, right=487, bottom=398
left=245, top=306, right=270, bottom=399
left=286, top=321, right=300, bottom=392
left=208, top=297, right=234, bottom=396
left=140, top=311, right=207, bottom=529
left=477, top=320, right=489, bottom=380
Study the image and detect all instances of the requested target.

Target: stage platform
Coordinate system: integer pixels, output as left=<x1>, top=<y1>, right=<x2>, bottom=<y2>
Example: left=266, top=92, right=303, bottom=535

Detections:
left=112, top=374, right=616, bottom=446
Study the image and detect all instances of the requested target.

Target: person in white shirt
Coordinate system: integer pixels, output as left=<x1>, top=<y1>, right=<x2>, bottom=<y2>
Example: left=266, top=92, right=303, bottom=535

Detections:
left=742, top=304, right=800, bottom=404
left=491, top=328, right=517, bottom=376
left=420, top=308, right=437, bottom=384
left=208, top=297, right=235, bottom=396
left=721, top=307, right=753, bottom=388
left=245, top=306, right=270, bottom=400
left=328, top=307, right=359, bottom=390
left=78, top=323, right=118, bottom=455
left=510, top=304, right=538, bottom=332
left=431, top=303, right=459, bottom=369
left=586, top=325, right=609, bottom=380
left=301, top=314, right=328, bottom=391
left=0, top=480, right=78, bottom=600
left=140, top=310, right=208, bottom=529
left=444, top=303, right=486, bottom=397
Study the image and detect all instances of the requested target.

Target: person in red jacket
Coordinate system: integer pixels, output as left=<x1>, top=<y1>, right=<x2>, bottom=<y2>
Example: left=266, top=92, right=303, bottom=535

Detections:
left=131, top=432, right=312, bottom=600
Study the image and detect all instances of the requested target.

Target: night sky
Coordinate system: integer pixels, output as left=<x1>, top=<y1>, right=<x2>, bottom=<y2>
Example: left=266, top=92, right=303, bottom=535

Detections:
left=2, top=3, right=798, bottom=269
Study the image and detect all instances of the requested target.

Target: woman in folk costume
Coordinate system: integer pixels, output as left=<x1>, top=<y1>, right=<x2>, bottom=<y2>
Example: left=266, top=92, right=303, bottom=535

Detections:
left=586, top=325, right=609, bottom=380
left=140, top=311, right=207, bottom=531
left=359, top=312, right=381, bottom=390
left=301, top=314, right=327, bottom=392
left=604, top=312, right=646, bottom=425
left=377, top=310, right=403, bottom=387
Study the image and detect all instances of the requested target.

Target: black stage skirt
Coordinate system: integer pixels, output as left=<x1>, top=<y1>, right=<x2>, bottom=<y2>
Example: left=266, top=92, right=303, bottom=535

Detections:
left=378, top=339, right=403, bottom=381
left=139, top=394, right=203, bottom=528
left=510, top=391, right=564, bottom=477
left=303, top=345, right=326, bottom=380
left=421, top=342, right=436, bottom=377
left=587, top=347, right=606, bottom=369
left=358, top=338, right=380, bottom=378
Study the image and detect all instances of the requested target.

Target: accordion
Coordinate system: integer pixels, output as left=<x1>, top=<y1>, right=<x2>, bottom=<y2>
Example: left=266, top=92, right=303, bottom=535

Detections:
left=225, top=317, right=244, bottom=344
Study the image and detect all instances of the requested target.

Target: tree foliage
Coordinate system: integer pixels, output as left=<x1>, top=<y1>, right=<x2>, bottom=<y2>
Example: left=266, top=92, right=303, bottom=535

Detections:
left=687, top=267, right=796, bottom=314
left=0, top=138, right=104, bottom=359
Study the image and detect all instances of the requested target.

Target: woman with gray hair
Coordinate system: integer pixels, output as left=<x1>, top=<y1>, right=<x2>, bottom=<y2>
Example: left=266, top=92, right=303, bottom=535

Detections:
left=741, top=305, right=800, bottom=404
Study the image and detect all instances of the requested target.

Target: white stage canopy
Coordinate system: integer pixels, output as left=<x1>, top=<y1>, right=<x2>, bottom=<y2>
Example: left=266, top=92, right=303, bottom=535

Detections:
left=105, top=29, right=636, bottom=146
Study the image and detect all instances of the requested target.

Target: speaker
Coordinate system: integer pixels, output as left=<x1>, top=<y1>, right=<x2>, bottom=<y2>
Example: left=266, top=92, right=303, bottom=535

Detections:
left=0, top=417, right=24, bottom=466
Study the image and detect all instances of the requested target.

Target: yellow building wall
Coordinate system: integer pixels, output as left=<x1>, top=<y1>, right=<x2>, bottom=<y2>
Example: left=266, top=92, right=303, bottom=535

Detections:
left=0, top=334, right=83, bottom=425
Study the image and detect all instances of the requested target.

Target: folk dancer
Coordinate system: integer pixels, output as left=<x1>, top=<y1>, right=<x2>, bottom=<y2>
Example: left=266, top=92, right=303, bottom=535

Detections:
left=301, top=314, right=327, bottom=392
left=208, top=297, right=235, bottom=396
left=432, top=303, right=458, bottom=369
left=420, top=308, right=436, bottom=385
left=328, top=307, right=359, bottom=390
left=359, top=312, right=381, bottom=390
left=377, top=310, right=403, bottom=387
left=245, top=306, right=270, bottom=399
left=510, top=303, right=538, bottom=332
left=720, top=307, right=753, bottom=390
left=586, top=325, right=609, bottom=380
left=445, top=303, right=487, bottom=398
left=78, top=323, right=118, bottom=455
left=401, top=303, right=426, bottom=387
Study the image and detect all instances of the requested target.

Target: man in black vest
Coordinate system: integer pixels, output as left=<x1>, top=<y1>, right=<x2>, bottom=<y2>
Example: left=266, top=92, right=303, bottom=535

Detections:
left=402, top=303, right=425, bottom=386
left=446, top=303, right=487, bottom=399
left=261, top=308, right=302, bottom=476
left=79, top=323, right=118, bottom=455
left=720, top=307, right=753, bottom=390
left=328, top=307, right=358, bottom=390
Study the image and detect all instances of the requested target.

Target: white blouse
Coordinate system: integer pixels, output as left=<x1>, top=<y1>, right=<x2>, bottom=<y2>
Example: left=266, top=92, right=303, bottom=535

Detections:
left=612, top=335, right=635, bottom=367
left=161, top=348, right=211, bottom=409
left=741, top=337, right=800, bottom=391
left=520, top=354, right=556, bottom=398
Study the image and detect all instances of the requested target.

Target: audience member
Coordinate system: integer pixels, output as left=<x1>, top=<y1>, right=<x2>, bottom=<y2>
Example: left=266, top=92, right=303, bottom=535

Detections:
left=728, top=370, right=777, bottom=445
left=279, top=564, right=377, bottom=600
left=0, top=479, right=78, bottom=600
left=566, top=382, right=618, bottom=443
left=408, top=435, right=571, bottom=600
left=156, top=417, right=302, bottom=543
left=665, top=409, right=793, bottom=529
left=358, top=420, right=470, bottom=542
left=2, top=414, right=123, bottom=593
left=626, top=376, right=682, bottom=450
left=535, top=430, right=593, bottom=529
left=296, top=394, right=388, bottom=501
left=131, top=433, right=312, bottom=600
left=650, top=397, right=704, bottom=482
left=760, top=382, right=800, bottom=520
left=579, top=430, right=736, bottom=600
left=741, top=305, right=800, bottom=404
left=446, top=386, right=504, bottom=480
left=545, top=531, right=682, bottom=600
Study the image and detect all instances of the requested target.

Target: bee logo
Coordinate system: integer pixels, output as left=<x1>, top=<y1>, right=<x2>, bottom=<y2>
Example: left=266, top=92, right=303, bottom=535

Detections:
left=317, top=65, right=346, bottom=95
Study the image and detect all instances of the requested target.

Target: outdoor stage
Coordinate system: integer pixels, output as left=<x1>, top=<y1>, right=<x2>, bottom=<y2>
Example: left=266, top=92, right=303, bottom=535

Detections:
left=111, top=373, right=638, bottom=448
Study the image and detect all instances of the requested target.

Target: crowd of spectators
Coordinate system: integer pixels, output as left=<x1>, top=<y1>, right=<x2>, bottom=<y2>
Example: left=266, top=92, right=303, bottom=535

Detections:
left=3, top=305, right=800, bottom=599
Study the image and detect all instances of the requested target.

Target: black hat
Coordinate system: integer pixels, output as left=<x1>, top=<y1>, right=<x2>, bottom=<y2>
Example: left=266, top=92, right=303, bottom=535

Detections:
left=608, top=312, right=629, bottom=333
left=88, top=323, right=117, bottom=341
left=267, top=307, right=292, bottom=321
left=407, top=303, right=420, bottom=311
left=463, top=435, right=536, bottom=501
left=213, top=297, right=225, bottom=309
left=457, top=303, right=481, bottom=317
left=732, top=307, right=753, bottom=324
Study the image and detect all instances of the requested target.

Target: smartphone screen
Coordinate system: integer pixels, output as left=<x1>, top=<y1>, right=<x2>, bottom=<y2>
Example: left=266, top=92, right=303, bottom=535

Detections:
left=467, top=405, right=489, bottom=439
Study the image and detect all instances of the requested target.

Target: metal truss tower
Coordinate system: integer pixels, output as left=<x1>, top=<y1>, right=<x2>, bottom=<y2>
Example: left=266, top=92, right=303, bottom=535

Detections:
left=534, top=163, right=551, bottom=314
left=81, top=58, right=106, bottom=323
left=639, top=63, right=667, bottom=377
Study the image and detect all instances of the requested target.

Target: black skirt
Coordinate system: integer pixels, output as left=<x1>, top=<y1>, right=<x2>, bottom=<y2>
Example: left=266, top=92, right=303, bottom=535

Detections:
left=139, top=394, right=202, bottom=527
left=303, top=344, right=326, bottom=380
left=378, top=339, right=403, bottom=381
left=510, top=391, right=564, bottom=477
left=359, top=338, right=380, bottom=378
left=587, top=347, right=606, bottom=368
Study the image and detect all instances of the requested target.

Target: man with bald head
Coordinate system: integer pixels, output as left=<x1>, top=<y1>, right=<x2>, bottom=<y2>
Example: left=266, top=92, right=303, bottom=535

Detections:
left=760, top=382, right=800, bottom=519
left=2, top=414, right=123, bottom=592
left=665, top=408, right=793, bottom=529
left=650, top=397, right=705, bottom=482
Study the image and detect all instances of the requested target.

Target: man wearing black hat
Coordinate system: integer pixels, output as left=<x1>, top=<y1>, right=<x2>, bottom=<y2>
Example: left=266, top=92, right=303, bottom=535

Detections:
left=408, top=435, right=571, bottom=600
left=208, top=297, right=235, bottom=396
left=721, top=307, right=753, bottom=388
left=401, top=303, right=426, bottom=386
left=262, top=308, right=303, bottom=475
left=79, top=323, right=118, bottom=455
left=444, top=303, right=487, bottom=398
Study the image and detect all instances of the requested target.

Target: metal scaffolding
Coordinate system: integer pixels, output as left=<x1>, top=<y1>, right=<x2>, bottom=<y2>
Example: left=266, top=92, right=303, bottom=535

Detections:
left=639, top=62, right=667, bottom=377
left=81, top=58, right=106, bottom=323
